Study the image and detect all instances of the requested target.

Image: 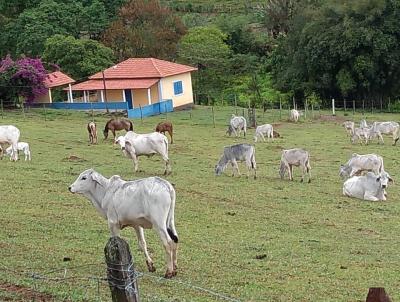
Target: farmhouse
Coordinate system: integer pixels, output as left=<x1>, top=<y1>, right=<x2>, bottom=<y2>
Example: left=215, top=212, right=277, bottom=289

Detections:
left=60, top=58, right=197, bottom=117
left=34, top=71, right=75, bottom=103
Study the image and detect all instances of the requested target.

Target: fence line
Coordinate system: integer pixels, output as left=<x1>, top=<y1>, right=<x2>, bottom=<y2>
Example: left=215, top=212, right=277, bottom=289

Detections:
left=0, top=262, right=242, bottom=302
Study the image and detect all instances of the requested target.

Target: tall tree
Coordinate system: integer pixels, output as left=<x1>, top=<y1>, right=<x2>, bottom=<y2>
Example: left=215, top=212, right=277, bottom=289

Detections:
left=102, top=0, right=186, bottom=61
left=42, top=34, right=115, bottom=80
left=178, top=26, right=231, bottom=102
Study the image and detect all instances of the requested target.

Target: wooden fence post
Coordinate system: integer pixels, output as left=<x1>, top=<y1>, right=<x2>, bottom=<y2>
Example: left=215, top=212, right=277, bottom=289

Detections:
left=366, top=287, right=391, bottom=302
left=234, top=94, right=238, bottom=115
left=212, top=106, right=216, bottom=128
left=105, top=237, right=139, bottom=302
left=279, top=98, right=282, bottom=120
left=139, top=105, right=143, bottom=124
left=165, top=102, right=168, bottom=120
left=1, top=99, right=3, bottom=119
left=311, top=103, right=314, bottom=119
left=353, top=100, right=355, bottom=115
left=362, top=99, right=365, bottom=115
left=304, top=98, right=308, bottom=119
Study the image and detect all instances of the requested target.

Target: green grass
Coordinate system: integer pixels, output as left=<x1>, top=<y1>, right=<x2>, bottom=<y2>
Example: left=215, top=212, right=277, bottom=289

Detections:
left=1, top=106, right=400, bottom=301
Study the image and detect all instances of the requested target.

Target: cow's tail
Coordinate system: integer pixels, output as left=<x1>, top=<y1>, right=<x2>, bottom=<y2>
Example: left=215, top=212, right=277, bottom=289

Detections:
left=166, top=182, right=178, bottom=243
left=243, top=118, right=247, bottom=137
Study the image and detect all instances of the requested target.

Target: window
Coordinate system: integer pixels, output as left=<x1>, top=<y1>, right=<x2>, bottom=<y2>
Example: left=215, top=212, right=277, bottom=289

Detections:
left=173, top=81, right=183, bottom=95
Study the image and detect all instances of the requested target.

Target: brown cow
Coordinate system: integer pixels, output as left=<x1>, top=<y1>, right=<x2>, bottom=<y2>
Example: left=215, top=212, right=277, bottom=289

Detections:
left=156, top=121, right=173, bottom=144
left=103, top=118, right=133, bottom=140
left=87, top=121, right=98, bottom=144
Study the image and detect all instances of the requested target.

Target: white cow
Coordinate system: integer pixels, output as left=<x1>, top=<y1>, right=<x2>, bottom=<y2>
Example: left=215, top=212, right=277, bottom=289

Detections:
left=343, top=171, right=392, bottom=201
left=290, top=109, right=300, bottom=122
left=69, top=169, right=178, bottom=278
left=369, top=121, right=400, bottom=145
left=350, top=127, right=369, bottom=144
left=115, top=131, right=171, bottom=175
left=339, top=153, right=384, bottom=179
left=215, top=143, right=257, bottom=178
left=227, top=114, right=247, bottom=137
left=343, top=121, right=355, bottom=137
left=254, top=124, right=274, bottom=142
left=6, top=142, right=31, bottom=161
left=279, top=148, right=311, bottom=182
left=0, top=125, right=20, bottom=161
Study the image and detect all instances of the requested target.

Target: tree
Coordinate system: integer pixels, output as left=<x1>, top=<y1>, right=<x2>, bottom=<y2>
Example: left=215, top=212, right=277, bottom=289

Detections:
left=102, top=0, right=186, bottom=61
left=270, top=0, right=400, bottom=103
left=0, top=55, right=47, bottom=105
left=5, top=0, right=84, bottom=57
left=178, top=26, right=231, bottom=102
left=42, top=34, right=115, bottom=80
left=82, top=0, right=108, bottom=39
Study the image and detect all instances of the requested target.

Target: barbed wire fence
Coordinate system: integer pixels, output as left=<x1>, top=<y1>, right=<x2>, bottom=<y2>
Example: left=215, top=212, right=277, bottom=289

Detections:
left=0, top=260, right=242, bottom=302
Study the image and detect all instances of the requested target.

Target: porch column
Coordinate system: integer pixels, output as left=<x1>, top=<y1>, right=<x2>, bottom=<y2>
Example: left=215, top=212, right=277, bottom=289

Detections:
left=147, top=88, right=151, bottom=105
left=48, top=88, right=53, bottom=103
left=68, top=84, right=74, bottom=103
left=83, top=91, right=87, bottom=103
left=122, top=90, right=126, bottom=102
left=158, top=80, right=163, bottom=101
left=100, top=90, right=105, bottom=102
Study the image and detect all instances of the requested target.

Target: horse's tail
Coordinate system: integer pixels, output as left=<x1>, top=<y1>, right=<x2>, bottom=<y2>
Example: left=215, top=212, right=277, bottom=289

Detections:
left=129, top=121, right=134, bottom=131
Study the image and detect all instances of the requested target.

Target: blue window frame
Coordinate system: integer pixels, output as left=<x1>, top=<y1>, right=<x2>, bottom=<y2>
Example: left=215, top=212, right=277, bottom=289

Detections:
left=173, top=81, right=183, bottom=95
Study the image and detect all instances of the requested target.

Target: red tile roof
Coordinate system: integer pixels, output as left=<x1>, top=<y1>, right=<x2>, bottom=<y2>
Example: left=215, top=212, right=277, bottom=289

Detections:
left=66, top=78, right=159, bottom=91
left=89, top=58, right=197, bottom=80
left=44, top=71, right=75, bottom=88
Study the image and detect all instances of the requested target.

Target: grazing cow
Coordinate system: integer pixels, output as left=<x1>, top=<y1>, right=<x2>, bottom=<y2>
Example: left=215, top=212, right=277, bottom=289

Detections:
left=368, top=121, right=400, bottom=145
left=254, top=124, right=274, bottom=143
left=87, top=122, right=97, bottom=144
left=155, top=121, right=173, bottom=144
left=364, top=126, right=384, bottom=145
left=339, top=153, right=384, bottom=179
left=279, top=148, right=311, bottom=182
left=227, top=114, right=247, bottom=137
left=69, top=169, right=179, bottom=278
left=343, top=171, right=392, bottom=201
left=290, top=109, right=300, bottom=122
left=115, top=131, right=171, bottom=175
left=343, top=121, right=355, bottom=137
left=103, top=118, right=133, bottom=140
left=351, top=127, right=369, bottom=144
left=6, top=142, right=31, bottom=161
left=0, top=125, right=20, bottom=161
left=215, top=143, right=256, bottom=178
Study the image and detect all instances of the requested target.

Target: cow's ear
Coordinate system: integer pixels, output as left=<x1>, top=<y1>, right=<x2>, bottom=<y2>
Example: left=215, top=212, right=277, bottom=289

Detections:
left=91, top=171, right=103, bottom=184
left=389, top=177, right=394, bottom=183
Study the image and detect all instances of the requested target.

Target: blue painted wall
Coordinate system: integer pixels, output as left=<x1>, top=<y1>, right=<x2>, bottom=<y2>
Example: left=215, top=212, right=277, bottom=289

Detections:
left=128, top=100, right=173, bottom=118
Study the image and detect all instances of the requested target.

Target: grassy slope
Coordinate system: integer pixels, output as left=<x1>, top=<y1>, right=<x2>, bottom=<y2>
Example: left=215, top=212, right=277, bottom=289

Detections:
left=0, top=106, right=399, bottom=301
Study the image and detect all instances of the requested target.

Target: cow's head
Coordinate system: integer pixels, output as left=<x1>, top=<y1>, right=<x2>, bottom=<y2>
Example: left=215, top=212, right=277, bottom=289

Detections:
left=279, top=162, right=286, bottom=179
left=114, top=136, right=126, bottom=149
left=339, top=165, right=350, bottom=179
left=215, top=164, right=225, bottom=176
left=378, top=171, right=393, bottom=189
left=226, top=125, right=233, bottom=136
left=69, top=169, right=104, bottom=194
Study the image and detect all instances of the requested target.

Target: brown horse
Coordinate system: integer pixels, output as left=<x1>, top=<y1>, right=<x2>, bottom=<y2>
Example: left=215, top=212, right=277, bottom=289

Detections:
left=103, top=118, right=133, bottom=139
left=155, top=121, right=173, bottom=144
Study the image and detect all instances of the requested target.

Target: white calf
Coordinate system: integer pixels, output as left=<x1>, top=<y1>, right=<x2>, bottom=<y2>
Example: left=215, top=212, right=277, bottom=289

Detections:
left=6, top=142, right=31, bottom=161
left=254, top=124, right=273, bottom=142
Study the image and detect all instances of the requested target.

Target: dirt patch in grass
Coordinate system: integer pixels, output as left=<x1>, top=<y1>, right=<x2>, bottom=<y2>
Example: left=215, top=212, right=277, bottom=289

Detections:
left=63, top=155, right=86, bottom=162
left=0, top=282, right=56, bottom=301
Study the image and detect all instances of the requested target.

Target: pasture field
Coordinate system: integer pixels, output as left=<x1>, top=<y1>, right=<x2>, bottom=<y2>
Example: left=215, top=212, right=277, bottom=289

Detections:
left=0, top=106, right=400, bottom=301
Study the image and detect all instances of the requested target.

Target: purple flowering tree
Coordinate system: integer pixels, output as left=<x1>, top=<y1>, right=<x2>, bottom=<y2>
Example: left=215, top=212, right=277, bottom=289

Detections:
left=0, top=55, right=48, bottom=105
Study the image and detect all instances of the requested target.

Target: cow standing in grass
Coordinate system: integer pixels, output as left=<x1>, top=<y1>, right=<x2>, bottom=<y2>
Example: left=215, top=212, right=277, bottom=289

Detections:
left=279, top=148, right=311, bottom=182
left=227, top=114, right=247, bottom=137
left=69, top=169, right=179, bottom=278
left=0, top=125, right=20, bottom=161
left=215, top=143, right=256, bottom=178
left=87, top=122, right=97, bottom=144
left=254, top=124, right=274, bottom=143
left=339, top=153, right=385, bottom=179
left=367, top=121, right=400, bottom=145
